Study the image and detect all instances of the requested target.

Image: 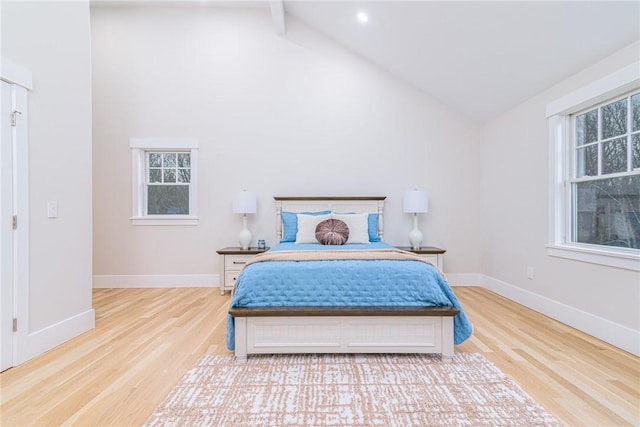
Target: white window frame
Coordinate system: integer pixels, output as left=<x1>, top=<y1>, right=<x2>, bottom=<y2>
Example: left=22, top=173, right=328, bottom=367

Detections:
left=129, top=138, right=199, bottom=226
left=546, top=61, right=640, bottom=271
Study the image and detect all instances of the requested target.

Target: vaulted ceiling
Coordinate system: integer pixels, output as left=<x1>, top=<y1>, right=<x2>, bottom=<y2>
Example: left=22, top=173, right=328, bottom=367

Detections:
left=93, top=0, right=640, bottom=123
left=278, top=1, right=639, bottom=122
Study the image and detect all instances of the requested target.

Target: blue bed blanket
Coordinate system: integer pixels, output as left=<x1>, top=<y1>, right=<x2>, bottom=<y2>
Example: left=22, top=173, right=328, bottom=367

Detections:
left=226, top=244, right=473, bottom=350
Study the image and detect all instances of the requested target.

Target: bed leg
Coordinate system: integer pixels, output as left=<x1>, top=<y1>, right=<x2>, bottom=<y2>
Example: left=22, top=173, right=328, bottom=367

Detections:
left=235, top=317, right=248, bottom=363
left=442, top=316, right=455, bottom=362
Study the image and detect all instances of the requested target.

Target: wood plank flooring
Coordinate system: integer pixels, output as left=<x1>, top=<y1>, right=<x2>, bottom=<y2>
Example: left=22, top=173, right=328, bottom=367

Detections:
left=1, top=287, right=638, bottom=426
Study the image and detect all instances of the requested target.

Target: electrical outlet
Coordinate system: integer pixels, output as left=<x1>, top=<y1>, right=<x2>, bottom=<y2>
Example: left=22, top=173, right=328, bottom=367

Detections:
left=526, top=266, right=534, bottom=280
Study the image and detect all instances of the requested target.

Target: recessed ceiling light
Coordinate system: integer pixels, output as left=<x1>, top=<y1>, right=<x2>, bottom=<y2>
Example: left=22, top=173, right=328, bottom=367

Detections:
left=357, top=12, right=368, bottom=24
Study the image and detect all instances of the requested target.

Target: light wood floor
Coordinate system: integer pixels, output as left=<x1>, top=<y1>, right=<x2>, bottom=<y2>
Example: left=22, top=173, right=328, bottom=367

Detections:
left=1, top=287, right=638, bottom=426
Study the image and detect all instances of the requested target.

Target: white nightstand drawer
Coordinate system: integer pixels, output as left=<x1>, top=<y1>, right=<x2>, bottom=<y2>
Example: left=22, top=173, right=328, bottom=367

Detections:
left=225, top=272, right=240, bottom=287
left=397, top=247, right=445, bottom=271
left=420, top=254, right=439, bottom=265
left=225, top=255, right=251, bottom=270
left=217, top=247, right=269, bottom=295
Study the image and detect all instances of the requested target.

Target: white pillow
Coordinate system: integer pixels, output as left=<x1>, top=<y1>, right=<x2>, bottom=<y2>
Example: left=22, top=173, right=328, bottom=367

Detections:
left=331, top=213, right=371, bottom=244
left=295, top=213, right=331, bottom=244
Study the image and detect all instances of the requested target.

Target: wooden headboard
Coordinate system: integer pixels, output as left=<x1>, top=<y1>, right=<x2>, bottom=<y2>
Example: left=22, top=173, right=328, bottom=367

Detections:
left=274, top=196, right=386, bottom=241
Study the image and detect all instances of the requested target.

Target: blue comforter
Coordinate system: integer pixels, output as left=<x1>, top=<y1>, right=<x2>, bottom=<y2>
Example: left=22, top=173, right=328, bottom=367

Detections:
left=226, top=243, right=473, bottom=350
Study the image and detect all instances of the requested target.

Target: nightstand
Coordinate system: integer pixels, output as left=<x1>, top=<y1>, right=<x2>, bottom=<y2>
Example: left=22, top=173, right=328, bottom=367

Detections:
left=397, top=246, right=445, bottom=270
left=216, top=247, right=269, bottom=295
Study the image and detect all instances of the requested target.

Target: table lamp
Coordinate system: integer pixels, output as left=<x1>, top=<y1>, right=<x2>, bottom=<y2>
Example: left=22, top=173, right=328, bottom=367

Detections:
left=403, top=189, right=428, bottom=250
left=232, top=190, right=257, bottom=250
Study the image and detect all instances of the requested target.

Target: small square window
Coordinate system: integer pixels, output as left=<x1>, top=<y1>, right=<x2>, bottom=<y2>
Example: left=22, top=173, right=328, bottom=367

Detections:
left=130, top=138, right=198, bottom=226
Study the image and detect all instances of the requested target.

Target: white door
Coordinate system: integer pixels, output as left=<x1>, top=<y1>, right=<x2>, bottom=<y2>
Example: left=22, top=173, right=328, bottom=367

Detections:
left=0, top=80, right=15, bottom=372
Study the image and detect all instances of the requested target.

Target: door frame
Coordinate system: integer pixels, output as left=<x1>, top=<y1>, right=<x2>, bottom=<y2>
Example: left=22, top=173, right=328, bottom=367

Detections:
left=1, top=58, right=32, bottom=369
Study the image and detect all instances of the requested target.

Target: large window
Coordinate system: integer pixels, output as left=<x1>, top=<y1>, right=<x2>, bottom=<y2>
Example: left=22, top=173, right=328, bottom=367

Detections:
left=547, top=61, right=640, bottom=271
left=572, top=92, right=640, bottom=250
left=130, top=138, right=198, bottom=225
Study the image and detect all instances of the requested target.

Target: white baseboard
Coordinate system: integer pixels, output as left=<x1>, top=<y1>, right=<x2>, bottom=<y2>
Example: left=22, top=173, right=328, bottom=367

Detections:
left=93, top=274, right=218, bottom=288
left=482, top=274, right=640, bottom=357
left=17, top=308, right=95, bottom=365
left=446, top=273, right=483, bottom=286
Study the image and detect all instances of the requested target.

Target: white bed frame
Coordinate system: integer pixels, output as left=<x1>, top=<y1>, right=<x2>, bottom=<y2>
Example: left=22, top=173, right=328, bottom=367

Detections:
left=230, top=196, right=458, bottom=362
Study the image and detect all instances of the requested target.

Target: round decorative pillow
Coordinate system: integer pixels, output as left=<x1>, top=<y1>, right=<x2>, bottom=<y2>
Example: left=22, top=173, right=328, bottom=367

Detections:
left=315, top=219, right=349, bottom=245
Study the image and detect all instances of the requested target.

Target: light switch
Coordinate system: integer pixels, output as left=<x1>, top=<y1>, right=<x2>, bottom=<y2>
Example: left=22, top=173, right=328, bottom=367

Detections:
left=47, top=202, right=58, bottom=218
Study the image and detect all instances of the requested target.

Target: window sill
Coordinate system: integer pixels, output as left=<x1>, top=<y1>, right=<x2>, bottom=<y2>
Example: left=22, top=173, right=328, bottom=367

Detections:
left=131, top=216, right=198, bottom=226
left=546, top=244, right=640, bottom=271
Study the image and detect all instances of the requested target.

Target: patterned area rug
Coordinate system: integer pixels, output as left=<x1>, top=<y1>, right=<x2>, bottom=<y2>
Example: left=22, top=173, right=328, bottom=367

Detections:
left=144, top=353, right=560, bottom=426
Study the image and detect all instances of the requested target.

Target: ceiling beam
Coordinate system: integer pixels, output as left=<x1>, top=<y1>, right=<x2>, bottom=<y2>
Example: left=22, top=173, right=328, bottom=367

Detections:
left=269, top=0, right=286, bottom=35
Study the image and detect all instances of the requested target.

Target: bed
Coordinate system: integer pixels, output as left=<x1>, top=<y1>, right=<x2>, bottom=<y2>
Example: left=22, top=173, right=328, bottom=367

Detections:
left=227, top=196, right=472, bottom=362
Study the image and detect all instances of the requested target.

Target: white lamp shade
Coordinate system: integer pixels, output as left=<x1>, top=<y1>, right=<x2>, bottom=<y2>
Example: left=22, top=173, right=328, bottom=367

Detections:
left=403, top=190, right=428, bottom=213
left=232, top=190, right=257, bottom=214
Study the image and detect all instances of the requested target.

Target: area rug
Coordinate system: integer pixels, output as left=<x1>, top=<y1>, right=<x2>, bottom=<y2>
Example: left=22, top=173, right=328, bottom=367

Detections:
left=144, top=353, right=561, bottom=426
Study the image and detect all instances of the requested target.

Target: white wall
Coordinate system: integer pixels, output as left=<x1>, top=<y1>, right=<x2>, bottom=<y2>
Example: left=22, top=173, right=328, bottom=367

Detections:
left=479, top=42, right=640, bottom=355
left=90, top=6, right=482, bottom=283
left=6, top=3, right=633, bottom=358
left=1, top=1, right=94, bottom=362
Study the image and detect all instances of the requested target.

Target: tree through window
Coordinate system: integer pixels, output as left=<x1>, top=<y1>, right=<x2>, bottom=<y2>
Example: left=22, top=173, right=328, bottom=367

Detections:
left=129, top=138, right=198, bottom=225
left=572, top=92, right=640, bottom=249
left=146, top=152, right=191, bottom=215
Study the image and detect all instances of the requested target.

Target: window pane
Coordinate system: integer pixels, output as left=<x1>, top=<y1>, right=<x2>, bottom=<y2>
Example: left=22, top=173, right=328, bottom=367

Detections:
left=149, top=153, right=162, bottom=167
left=632, top=93, right=640, bottom=132
left=602, top=99, right=627, bottom=139
left=602, top=137, right=627, bottom=175
left=149, top=169, right=162, bottom=183
left=147, top=185, right=189, bottom=215
left=178, top=153, right=190, bottom=168
left=573, top=175, right=640, bottom=249
left=163, top=169, right=176, bottom=183
left=163, top=153, right=176, bottom=168
left=576, top=145, right=598, bottom=177
left=633, top=134, right=640, bottom=170
left=178, top=169, right=190, bottom=183
left=576, top=110, right=598, bottom=146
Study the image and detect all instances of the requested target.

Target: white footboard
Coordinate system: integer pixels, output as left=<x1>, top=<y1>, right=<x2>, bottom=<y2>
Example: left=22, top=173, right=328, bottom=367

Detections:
left=231, top=306, right=458, bottom=363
